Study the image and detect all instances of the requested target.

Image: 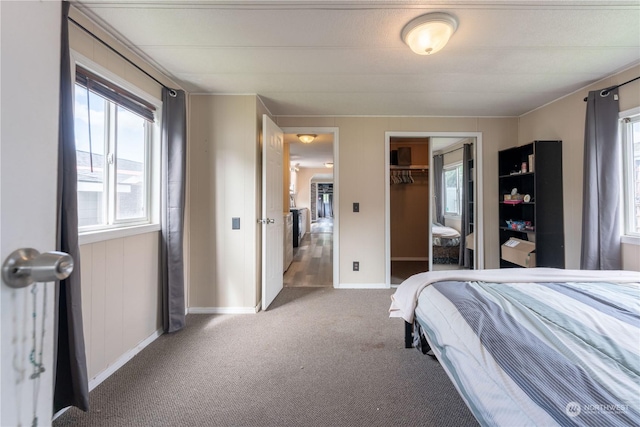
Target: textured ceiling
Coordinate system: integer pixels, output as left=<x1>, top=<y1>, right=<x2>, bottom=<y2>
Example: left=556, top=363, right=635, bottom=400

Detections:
left=73, top=0, right=640, bottom=118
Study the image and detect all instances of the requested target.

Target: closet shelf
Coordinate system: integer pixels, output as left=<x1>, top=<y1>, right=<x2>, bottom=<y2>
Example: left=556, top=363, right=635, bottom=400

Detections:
left=390, top=165, right=429, bottom=171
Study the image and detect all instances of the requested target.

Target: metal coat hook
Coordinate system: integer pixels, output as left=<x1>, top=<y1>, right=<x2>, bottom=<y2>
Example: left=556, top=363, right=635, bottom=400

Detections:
left=2, top=248, right=73, bottom=288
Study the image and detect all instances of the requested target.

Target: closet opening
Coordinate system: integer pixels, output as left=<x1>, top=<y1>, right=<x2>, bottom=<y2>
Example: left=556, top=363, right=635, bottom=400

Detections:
left=389, top=137, right=431, bottom=284
left=385, top=132, right=483, bottom=286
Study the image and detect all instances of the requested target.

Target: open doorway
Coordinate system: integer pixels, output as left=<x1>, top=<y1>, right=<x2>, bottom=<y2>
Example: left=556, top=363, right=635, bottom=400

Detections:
left=385, top=132, right=484, bottom=286
left=282, top=129, right=337, bottom=287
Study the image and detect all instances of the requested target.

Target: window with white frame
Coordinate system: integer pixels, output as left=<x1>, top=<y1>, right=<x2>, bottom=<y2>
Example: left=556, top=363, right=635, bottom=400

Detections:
left=622, top=110, right=640, bottom=237
left=444, top=163, right=463, bottom=217
left=74, top=65, right=157, bottom=231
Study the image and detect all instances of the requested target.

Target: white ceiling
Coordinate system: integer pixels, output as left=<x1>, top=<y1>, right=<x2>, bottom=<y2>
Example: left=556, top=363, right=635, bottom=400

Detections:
left=285, top=133, right=334, bottom=169
left=73, top=0, right=640, bottom=119
left=73, top=1, right=640, bottom=168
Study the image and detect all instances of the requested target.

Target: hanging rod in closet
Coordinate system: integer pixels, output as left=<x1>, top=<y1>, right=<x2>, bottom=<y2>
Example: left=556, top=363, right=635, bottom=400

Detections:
left=68, top=17, right=178, bottom=97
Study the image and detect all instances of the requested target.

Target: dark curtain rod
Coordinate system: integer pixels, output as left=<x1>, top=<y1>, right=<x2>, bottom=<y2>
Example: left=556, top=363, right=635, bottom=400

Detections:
left=68, top=17, right=177, bottom=97
left=583, top=75, right=640, bottom=102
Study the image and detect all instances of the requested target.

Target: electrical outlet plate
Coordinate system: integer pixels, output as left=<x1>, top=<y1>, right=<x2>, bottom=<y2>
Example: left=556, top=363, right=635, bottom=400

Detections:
left=353, top=261, right=359, bottom=271
left=353, top=202, right=359, bottom=212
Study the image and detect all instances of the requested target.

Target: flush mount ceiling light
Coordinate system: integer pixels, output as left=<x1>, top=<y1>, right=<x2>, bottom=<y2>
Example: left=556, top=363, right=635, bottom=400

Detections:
left=401, top=12, right=458, bottom=55
left=324, top=162, right=334, bottom=168
left=297, top=134, right=317, bottom=144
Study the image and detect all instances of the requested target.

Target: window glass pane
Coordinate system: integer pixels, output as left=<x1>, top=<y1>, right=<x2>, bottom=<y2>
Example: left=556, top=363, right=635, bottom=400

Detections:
left=115, top=106, right=147, bottom=220
left=632, top=121, right=640, bottom=233
left=444, top=166, right=460, bottom=215
left=75, top=84, right=107, bottom=227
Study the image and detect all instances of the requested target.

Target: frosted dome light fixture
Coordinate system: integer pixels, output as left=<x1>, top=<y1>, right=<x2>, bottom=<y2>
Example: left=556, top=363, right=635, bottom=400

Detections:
left=401, top=12, right=458, bottom=55
left=297, top=134, right=317, bottom=144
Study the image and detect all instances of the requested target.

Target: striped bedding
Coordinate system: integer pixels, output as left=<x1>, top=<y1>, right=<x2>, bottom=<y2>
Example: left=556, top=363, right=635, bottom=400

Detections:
left=391, top=269, right=640, bottom=427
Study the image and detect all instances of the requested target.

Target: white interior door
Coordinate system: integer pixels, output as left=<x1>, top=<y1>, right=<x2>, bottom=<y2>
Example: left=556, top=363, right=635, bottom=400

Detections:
left=261, top=115, right=284, bottom=310
left=1, top=2, right=60, bottom=425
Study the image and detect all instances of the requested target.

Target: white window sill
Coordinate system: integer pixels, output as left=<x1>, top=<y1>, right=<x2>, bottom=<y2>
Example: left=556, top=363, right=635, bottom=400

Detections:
left=621, top=235, right=640, bottom=246
left=79, top=223, right=161, bottom=246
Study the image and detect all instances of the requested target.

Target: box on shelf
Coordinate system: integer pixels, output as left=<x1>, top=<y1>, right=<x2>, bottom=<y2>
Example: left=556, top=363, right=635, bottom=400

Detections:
left=501, top=237, right=536, bottom=267
left=397, top=147, right=412, bottom=166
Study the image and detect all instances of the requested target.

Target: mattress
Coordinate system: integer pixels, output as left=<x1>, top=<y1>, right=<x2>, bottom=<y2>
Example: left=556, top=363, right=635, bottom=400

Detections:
left=432, top=224, right=460, bottom=247
left=390, top=268, right=640, bottom=427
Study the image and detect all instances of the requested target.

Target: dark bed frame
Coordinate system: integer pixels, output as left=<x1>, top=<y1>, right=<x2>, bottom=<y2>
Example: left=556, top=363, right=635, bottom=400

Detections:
left=404, top=321, right=412, bottom=348
left=404, top=320, right=432, bottom=354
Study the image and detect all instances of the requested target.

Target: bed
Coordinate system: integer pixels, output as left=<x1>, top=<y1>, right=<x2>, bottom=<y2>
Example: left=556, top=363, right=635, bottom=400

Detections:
left=390, top=268, right=640, bottom=426
left=432, top=223, right=460, bottom=264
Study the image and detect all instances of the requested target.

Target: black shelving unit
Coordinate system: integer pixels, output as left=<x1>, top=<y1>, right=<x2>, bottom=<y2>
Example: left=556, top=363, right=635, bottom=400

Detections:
left=498, top=141, right=565, bottom=268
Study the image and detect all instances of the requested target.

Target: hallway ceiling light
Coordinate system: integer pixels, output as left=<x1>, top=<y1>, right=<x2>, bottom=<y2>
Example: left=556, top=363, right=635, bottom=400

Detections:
left=324, top=162, right=334, bottom=168
left=401, top=12, right=458, bottom=55
left=297, top=134, right=317, bottom=144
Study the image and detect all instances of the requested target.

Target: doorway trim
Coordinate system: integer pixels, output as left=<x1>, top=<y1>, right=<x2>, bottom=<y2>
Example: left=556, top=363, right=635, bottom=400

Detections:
left=281, top=126, right=339, bottom=288
left=385, top=131, right=484, bottom=286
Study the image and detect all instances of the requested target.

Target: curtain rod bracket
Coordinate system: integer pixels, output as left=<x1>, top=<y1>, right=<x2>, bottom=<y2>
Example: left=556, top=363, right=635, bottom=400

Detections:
left=583, top=75, right=640, bottom=102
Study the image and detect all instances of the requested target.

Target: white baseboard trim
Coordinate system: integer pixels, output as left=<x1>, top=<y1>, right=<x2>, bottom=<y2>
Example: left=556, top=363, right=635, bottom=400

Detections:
left=391, top=257, right=429, bottom=261
left=88, top=328, right=164, bottom=392
left=188, top=305, right=259, bottom=314
left=336, top=282, right=389, bottom=289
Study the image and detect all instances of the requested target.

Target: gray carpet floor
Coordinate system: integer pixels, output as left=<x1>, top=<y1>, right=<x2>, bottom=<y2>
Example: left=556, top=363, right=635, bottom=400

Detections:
left=54, top=287, right=478, bottom=427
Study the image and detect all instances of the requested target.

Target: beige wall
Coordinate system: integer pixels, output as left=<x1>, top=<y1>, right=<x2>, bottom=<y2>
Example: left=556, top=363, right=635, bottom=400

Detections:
left=189, top=95, right=262, bottom=310
left=519, top=65, right=640, bottom=270
left=295, top=167, right=332, bottom=211
left=70, top=6, right=184, bottom=383
left=283, top=143, right=291, bottom=212
left=277, top=116, right=518, bottom=284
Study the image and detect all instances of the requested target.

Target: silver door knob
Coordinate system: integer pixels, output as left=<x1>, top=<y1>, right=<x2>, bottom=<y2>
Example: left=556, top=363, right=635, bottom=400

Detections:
left=2, top=248, right=74, bottom=288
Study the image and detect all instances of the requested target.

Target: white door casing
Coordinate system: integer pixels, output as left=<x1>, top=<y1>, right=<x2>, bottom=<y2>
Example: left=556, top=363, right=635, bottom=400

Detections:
left=1, top=1, right=61, bottom=425
left=261, top=115, right=284, bottom=310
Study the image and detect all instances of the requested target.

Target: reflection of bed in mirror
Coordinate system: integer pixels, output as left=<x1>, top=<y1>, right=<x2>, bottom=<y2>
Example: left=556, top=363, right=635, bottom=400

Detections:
left=432, top=223, right=460, bottom=264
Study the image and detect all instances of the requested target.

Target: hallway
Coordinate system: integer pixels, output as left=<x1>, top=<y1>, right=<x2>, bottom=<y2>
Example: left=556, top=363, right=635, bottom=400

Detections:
left=284, top=218, right=333, bottom=287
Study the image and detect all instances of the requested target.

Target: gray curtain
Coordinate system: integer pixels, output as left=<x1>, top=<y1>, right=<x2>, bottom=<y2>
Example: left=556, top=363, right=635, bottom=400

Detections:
left=459, top=144, right=471, bottom=267
left=161, top=88, right=187, bottom=333
left=581, top=87, right=621, bottom=270
left=433, top=154, right=445, bottom=225
left=54, top=1, right=90, bottom=412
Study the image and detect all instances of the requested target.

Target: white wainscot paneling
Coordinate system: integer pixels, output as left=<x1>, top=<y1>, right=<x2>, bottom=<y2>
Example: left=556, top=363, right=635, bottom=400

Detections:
left=80, top=232, right=161, bottom=381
